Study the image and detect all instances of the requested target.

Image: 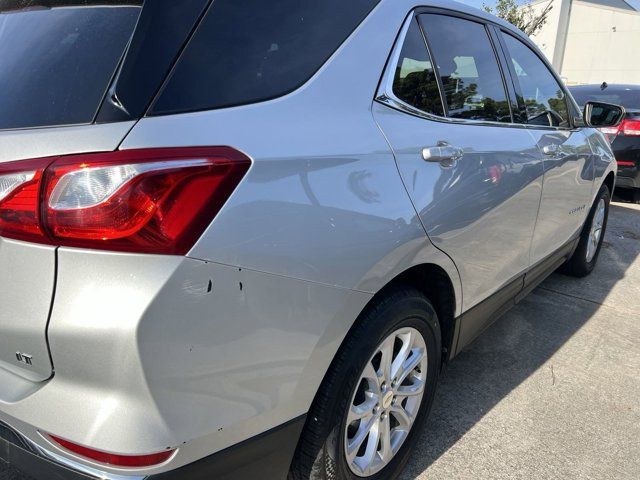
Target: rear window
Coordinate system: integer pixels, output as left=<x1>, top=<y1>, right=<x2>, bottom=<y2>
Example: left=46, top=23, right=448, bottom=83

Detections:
left=150, top=0, right=381, bottom=115
left=570, top=87, right=640, bottom=110
left=0, top=1, right=141, bottom=130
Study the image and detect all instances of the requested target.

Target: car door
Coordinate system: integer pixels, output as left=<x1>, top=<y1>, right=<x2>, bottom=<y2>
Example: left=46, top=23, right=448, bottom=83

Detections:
left=373, top=11, right=544, bottom=343
left=496, top=31, right=595, bottom=265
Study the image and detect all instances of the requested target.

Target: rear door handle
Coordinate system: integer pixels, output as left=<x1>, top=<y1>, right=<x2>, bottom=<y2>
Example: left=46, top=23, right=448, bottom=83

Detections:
left=542, top=144, right=559, bottom=156
left=542, top=143, right=570, bottom=160
left=422, top=141, right=464, bottom=165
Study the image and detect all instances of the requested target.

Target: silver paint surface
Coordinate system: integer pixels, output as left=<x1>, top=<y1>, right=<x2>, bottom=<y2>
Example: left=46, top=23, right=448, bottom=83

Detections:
left=528, top=129, right=596, bottom=264
left=0, top=0, right=617, bottom=478
left=373, top=102, right=545, bottom=310
left=0, top=240, right=55, bottom=382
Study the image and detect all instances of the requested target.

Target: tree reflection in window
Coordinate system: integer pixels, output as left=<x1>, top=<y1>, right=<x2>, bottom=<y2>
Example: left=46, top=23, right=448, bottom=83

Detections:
left=419, top=14, right=512, bottom=123
left=392, top=18, right=444, bottom=116
left=502, top=33, right=569, bottom=128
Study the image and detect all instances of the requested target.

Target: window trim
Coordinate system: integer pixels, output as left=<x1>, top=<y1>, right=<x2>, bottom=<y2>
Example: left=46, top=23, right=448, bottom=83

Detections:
left=376, top=7, right=581, bottom=132
left=496, top=29, right=582, bottom=131
left=377, top=8, right=521, bottom=128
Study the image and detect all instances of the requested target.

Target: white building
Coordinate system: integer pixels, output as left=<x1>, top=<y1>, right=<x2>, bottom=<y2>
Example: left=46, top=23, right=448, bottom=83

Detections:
left=528, top=0, right=640, bottom=85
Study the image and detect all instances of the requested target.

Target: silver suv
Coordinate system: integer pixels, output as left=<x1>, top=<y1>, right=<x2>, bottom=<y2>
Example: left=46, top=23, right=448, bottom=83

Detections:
left=0, top=1, right=623, bottom=479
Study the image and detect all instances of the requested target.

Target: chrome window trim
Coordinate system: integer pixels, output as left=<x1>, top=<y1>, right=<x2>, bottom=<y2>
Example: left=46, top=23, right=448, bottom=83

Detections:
left=375, top=9, right=580, bottom=133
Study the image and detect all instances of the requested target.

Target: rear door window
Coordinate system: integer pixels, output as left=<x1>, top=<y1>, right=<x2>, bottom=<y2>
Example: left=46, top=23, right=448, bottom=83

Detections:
left=150, top=0, right=381, bottom=115
left=501, top=32, right=570, bottom=128
left=0, top=1, right=141, bottom=130
left=391, top=18, right=444, bottom=116
left=418, top=14, right=512, bottom=123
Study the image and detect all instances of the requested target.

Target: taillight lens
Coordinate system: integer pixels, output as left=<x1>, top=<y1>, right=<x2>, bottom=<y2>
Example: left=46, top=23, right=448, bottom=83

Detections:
left=600, top=119, right=640, bottom=138
left=47, top=434, right=176, bottom=468
left=0, top=158, right=53, bottom=243
left=0, top=147, right=250, bottom=254
left=621, top=119, right=640, bottom=136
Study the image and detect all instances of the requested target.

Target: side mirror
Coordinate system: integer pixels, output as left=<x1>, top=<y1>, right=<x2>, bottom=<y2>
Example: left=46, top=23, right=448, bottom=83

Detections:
left=584, top=101, right=625, bottom=128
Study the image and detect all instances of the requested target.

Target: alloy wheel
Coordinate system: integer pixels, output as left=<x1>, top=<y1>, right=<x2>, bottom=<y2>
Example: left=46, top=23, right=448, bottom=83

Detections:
left=344, top=327, right=428, bottom=477
left=586, top=198, right=606, bottom=263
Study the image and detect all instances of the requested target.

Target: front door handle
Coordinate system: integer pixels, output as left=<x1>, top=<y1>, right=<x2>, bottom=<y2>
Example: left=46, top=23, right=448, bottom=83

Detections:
left=422, top=141, right=464, bottom=165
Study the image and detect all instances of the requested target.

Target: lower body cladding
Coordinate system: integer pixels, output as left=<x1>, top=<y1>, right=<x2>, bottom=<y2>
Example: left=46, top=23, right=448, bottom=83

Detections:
left=0, top=248, right=373, bottom=479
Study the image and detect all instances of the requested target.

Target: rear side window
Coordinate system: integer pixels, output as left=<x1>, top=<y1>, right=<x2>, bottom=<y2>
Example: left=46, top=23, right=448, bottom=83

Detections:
left=501, top=33, right=570, bottom=128
left=150, top=0, right=380, bottom=115
left=0, top=2, right=141, bottom=130
left=392, top=18, right=444, bottom=116
left=419, top=14, right=511, bottom=123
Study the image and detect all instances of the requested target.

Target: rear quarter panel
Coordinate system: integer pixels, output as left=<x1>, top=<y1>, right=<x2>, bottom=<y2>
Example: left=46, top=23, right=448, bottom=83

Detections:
left=121, top=0, right=462, bottom=305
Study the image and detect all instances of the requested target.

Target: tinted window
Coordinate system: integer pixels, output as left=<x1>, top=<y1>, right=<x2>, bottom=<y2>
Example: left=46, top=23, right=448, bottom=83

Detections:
left=501, top=33, right=569, bottom=128
left=95, top=0, right=210, bottom=123
left=151, top=0, right=380, bottom=115
left=419, top=14, right=511, bottom=123
left=570, top=86, right=640, bottom=110
left=392, top=19, right=444, bottom=116
left=0, top=2, right=141, bottom=130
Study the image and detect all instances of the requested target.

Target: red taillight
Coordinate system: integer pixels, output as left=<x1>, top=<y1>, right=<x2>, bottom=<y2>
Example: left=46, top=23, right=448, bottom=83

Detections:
left=621, top=119, right=640, bottom=136
left=0, top=157, right=53, bottom=244
left=601, top=119, right=640, bottom=138
left=47, top=434, right=175, bottom=468
left=0, top=147, right=250, bottom=254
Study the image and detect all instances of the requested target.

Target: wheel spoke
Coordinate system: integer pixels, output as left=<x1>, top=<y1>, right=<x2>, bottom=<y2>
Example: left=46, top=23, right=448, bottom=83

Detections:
left=390, top=331, right=412, bottom=380
left=594, top=227, right=602, bottom=242
left=362, top=361, right=382, bottom=394
left=397, top=348, right=424, bottom=385
left=378, top=414, right=393, bottom=463
left=396, top=377, right=425, bottom=398
left=356, top=418, right=380, bottom=475
left=378, top=336, right=394, bottom=383
left=390, top=404, right=413, bottom=428
left=346, top=415, right=377, bottom=463
left=347, top=393, right=378, bottom=424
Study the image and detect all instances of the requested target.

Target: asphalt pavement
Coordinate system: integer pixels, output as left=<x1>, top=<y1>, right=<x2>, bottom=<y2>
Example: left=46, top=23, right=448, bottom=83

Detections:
left=402, top=197, right=640, bottom=479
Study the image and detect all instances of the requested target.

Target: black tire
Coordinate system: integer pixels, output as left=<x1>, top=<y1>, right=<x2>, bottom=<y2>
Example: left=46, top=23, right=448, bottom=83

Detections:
left=562, top=183, right=611, bottom=277
left=289, top=287, right=441, bottom=480
left=632, top=189, right=640, bottom=205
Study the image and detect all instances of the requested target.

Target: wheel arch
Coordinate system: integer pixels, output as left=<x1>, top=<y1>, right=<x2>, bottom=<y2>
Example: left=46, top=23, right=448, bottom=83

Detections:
left=369, top=263, right=459, bottom=364
left=603, top=170, right=615, bottom=196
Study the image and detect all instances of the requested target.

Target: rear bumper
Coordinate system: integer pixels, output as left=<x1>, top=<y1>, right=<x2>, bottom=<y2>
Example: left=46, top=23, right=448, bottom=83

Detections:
left=1, top=416, right=305, bottom=480
left=615, top=175, right=639, bottom=190
left=1, top=421, right=95, bottom=480
left=615, top=163, right=640, bottom=190
left=0, top=247, right=370, bottom=478
left=613, top=139, right=640, bottom=189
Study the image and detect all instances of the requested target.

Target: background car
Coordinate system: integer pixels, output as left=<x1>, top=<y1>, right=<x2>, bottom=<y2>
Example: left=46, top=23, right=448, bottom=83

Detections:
left=570, top=83, right=640, bottom=201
